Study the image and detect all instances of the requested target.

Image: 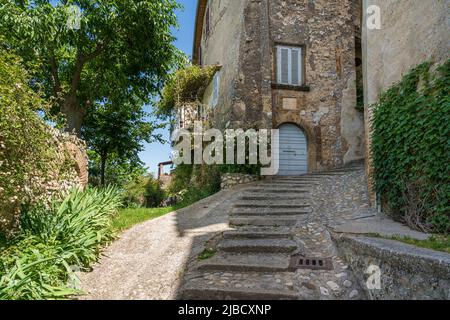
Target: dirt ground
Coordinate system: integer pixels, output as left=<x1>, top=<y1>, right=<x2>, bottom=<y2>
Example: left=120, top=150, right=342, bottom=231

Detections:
left=77, top=187, right=243, bottom=300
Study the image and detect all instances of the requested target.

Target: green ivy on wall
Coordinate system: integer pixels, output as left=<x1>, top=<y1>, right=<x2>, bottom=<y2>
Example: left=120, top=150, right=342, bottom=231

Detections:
left=372, top=60, right=450, bottom=234
left=157, top=64, right=220, bottom=118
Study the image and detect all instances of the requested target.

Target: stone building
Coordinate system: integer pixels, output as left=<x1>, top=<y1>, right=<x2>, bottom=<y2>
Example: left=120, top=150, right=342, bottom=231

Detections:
left=193, top=0, right=365, bottom=175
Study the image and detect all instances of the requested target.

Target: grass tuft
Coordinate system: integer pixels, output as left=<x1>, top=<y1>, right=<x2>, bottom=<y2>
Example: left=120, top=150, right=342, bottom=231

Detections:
left=198, top=248, right=217, bottom=261
left=389, top=235, right=450, bottom=253
left=112, top=207, right=178, bottom=232
left=368, top=234, right=450, bottom=253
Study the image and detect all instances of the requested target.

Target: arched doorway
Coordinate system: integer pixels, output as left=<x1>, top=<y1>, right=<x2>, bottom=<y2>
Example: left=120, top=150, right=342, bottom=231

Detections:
left=277, top=123, right=308, bottom=176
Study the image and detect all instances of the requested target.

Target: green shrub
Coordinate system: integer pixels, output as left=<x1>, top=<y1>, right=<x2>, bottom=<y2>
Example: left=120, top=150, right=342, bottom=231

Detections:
left=372, top=60, right=450, bottom=233
left=157, top=64, right=220, bottom=117
left=169, top=164, right=221, bottom=204
left=0, top=47, right=82, bottom=237
left=0, top=187, right=122, bottom=300
left=167, top=164, right=194, bottom=195
left=122, top=175, right=166, bottom=208
left=0, top=49, right=56, bottom=235
left=145, top=178, right=166, bottom=208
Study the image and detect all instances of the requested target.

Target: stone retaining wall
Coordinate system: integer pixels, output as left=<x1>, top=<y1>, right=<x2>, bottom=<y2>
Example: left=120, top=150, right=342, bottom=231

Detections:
left=0, top=128, right=88, bottom=237
left=220, top=173, right=258, bottom=190
left=334, top=235, right=450, bottom=300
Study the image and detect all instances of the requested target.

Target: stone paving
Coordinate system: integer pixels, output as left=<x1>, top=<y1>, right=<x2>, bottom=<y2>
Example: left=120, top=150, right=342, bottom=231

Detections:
left=181, top=164, right=370, bottom=300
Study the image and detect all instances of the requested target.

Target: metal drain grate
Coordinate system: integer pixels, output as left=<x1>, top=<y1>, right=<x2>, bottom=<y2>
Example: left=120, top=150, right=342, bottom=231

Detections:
left=288, top=254, right=333, bottom=271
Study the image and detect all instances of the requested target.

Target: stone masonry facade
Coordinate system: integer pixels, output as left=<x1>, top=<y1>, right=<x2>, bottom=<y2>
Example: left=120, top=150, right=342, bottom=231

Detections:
left=194, top=0, right=365, bottom=173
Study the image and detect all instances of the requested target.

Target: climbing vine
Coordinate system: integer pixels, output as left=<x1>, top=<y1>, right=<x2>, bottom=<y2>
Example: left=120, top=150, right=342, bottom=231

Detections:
left=372, top=60, right=450, bottom=233
left=157, top=64, right=220, bottom=117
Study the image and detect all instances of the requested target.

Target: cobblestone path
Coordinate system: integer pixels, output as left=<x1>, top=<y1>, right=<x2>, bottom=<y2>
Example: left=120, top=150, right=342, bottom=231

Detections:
left=181, top=164, right=371, bottom=300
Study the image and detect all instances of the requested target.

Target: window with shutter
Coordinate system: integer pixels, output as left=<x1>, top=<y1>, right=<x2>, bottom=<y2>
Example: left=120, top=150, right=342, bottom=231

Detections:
left=277, top=45, right=303, bottom=86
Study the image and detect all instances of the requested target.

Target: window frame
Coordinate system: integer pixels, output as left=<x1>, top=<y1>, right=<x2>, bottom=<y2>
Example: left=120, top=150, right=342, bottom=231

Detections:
left=211, top=71, right=220, bottom=108
left=276, top=44, right=304, bottom=87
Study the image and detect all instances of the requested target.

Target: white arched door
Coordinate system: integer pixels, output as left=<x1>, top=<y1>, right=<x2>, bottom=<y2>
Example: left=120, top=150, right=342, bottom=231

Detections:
left=277, top=124, right=308, bottom=176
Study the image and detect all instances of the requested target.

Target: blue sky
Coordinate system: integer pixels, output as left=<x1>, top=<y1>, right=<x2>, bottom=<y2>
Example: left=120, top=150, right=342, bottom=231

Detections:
left=140, top=0, right=197, bottom=175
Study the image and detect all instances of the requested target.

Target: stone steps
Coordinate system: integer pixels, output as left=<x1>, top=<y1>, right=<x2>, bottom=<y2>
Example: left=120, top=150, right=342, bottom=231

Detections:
left=239, top=195, right=310, bottom=201
left=218, top=238, right=297, bottom=253
left=230, top=208, right=310, bottom=216
left=182, top=271, right=299, bottom=300
left=223, top=230, right=293, bottom=240
left=245, top=188, right=310, bottom=194
left=230, top=216, right=301, bottom=227
left=234, top=203, right=311, bottom=209
left=181, top=166, right=368, bottom=301
left=257, top=183, right=317, bottom=188
left=198, top=253, right=290, bottom=272
left=259, top=180, right=315, bottom=184
left=182, top=284, right=298, bottom=300
left=330, top=165, right=364, bottom=171
left=267, top=181, right=322, bottom=185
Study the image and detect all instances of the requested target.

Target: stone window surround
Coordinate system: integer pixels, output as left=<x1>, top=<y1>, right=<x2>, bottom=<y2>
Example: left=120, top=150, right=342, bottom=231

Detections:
left=271, top=42, right=310, bottom=92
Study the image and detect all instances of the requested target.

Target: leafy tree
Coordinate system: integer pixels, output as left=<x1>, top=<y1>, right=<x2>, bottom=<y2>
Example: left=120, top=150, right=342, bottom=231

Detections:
left=0, top=0, right=183, bottom=134
left=87, top=150, right=147, bottom=188
left=81, top=96, right=163, bottom=186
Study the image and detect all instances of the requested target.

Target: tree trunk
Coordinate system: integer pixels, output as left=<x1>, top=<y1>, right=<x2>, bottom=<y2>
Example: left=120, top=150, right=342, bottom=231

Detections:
left=100, top=152, right=108, bottom=186
left=61, top=95, right=85, bottom=136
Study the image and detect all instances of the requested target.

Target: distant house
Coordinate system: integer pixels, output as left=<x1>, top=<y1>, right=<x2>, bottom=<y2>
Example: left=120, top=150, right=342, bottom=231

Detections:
left=157, top=161, right=173, bottom=189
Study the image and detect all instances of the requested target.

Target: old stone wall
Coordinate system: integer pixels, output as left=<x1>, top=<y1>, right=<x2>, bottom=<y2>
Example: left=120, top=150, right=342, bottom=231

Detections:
left=267, top=0, right=365, bottom=171
left=199, top=0, right=248, bottom=129
left=362, top=0, right=450, bottom=203
left=220, top=173, right=259, bottom=190
left=198, top=0, right=365, bottom=173
left=335, top=235, right=450, bottom=300
left=0, top=128, right=88, bottom=237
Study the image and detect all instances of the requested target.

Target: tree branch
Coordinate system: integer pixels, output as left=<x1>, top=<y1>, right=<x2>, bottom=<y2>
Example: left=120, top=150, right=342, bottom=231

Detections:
left=70, top=51, right=85, bottom=96
left=69, top=41, right=107, bottom=95
left=49, top=55, right=61, bottom=96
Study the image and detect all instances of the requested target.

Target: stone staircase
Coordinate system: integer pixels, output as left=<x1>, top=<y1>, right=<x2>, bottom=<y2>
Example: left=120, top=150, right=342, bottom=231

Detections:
left=181, top=164, right=366, bottom=300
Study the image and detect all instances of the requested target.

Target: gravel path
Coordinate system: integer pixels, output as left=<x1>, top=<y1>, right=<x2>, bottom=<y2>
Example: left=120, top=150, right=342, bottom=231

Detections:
left=77, top=188, right=244, bottom=300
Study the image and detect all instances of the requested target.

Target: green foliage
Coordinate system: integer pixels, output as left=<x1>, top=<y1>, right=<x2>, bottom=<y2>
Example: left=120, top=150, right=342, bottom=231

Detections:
left=112, top=207, right=177, bottom=232
left=0, top=187, right=122, bottom=300
left=144, top=178, right=166, bottom=208
left=157, top=64, right=221, bottom=117
left=0, top=0, right=184, bottom=133
left=391, top=235, right=450, bottom=254
left=87, top=151, right=147, bottom=188
left=0, top=48, right=61, bottom=235
left=82, top=98, right=163, bottom=186
left=169, top=164, right=221, bottom=204
left=0, top=234, right=6, bottom=249
left=122, top=175, right=166, bottom=208
left=198, top=248, right=217, bottom=261
left=370, top=234, right=450, bottom=254
left=168, top=164, right=193, bottom=195
left=372, top=60, right=450, bottom=233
